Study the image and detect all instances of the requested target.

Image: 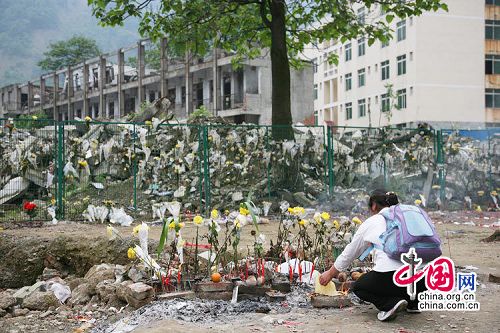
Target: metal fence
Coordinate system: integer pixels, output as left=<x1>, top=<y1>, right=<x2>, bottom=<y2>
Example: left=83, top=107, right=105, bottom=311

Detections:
left=0, top=119, right=498, bottom=222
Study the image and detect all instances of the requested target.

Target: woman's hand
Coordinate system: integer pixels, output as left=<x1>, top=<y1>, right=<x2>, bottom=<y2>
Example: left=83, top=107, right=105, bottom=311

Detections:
left=319, top=266, right=339, bottom=285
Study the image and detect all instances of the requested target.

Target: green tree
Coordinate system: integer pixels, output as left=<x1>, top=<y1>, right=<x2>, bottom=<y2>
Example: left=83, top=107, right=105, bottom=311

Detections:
left=37, top=36, right=102, bottom=71
left=88, top=0, right=447, bottom=139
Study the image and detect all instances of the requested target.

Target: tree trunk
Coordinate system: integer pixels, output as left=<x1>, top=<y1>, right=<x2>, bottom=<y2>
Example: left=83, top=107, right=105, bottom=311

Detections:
left=270, top=0, right=294, bottom=140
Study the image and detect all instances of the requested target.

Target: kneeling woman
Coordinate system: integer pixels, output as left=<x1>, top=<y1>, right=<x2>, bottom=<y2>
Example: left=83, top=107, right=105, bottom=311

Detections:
left=319, top=189, right=425, bottom=321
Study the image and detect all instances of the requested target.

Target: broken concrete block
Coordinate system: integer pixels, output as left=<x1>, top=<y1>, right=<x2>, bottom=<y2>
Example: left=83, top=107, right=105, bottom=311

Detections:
left=13, top=281, right=46, bottom=304
left=126, top=282, right=153, bottom=300
left=0, top=291, right=16, bottom=310
left=21, top=291, right=59, bottom=311
left=69, top=283, right=92, bottom=306
left=310, top=294, right=353, bottom=308
left=124, top=282, right=154, bottom=308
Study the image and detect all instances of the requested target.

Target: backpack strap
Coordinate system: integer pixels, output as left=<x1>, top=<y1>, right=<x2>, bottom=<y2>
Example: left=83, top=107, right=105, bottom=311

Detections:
left=358, top=243, right=383, bottom=261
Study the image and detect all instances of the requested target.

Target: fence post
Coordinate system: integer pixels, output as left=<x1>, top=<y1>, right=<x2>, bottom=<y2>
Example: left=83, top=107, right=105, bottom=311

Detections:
left=197, top=126, right=204, bottom=214
left=133, top=123, right=137, bottom=210
left=437, top=130, right=446, bottom=204
left=488, top=130, right=493, bottom=192
left=265, top=126, right=271, bottom=199
left=56, top=122, right=65, bottom=219
left=326, top=125, right=334, bottom=196
left=202, top=125, right=211, bottom=214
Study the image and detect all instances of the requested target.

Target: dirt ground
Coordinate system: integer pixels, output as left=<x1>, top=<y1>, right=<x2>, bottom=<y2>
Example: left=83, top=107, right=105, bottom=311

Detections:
left=0, top=211, right=499, bottom=333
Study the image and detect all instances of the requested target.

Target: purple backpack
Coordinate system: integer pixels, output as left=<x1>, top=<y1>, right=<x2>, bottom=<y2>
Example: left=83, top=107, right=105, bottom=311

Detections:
left=360, top=204, right=442, bottom=262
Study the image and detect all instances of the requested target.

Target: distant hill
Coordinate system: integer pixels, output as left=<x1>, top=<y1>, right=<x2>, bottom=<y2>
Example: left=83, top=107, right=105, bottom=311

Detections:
left=0, top=0, right=140, bottom=86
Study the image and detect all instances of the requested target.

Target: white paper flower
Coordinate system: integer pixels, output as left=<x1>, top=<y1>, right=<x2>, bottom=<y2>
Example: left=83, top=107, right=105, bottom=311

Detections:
left=165, top=201, right=181, bottom=220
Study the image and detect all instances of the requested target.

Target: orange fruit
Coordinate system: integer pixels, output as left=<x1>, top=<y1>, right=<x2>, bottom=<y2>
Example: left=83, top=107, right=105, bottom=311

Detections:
left=211, top=272, right=222, bottom=283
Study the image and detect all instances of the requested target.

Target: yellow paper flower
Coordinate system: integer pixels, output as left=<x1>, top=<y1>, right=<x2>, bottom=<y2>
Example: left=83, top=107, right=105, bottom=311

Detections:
left=32, top=115, right=38, bottom=120
left=132, top=224, right=141, bottom=235
left=78, top=160, right=88, bottom=168
left=106, top=226, right=113, bottom=239
left=415, top=199, right=422, bottom=205
left=193, top=215, right=204, bottom=225
left=145, top=120, right=152, bottom=127
left=239, top=207, right=250, bottom=216
left=475, top=205, right=482, bottom=212
left=127, top=248, right=136, bottom=260
left=50, top=197, right=56, bottom=205
left=168, top=221, right=176, bottom=229
left=175, top=143, right=181, bottom=149
left=84, top=116, right=92, bottom=122
left=234, top=220, right=241, bottom=229
left=211, top=209, right=219, bottom=219
left=320, top=212, right=330, bottom=221
left=314, top=213, right=322, bottom=224
left=298, top=219, right=308, bottom=226
left=179, top=222, right=185, bottom=228
left=224, top=209, right=230, bottom=216
left=352, top=217, right=362, bottom=225
left=333, top=220, right=340, bottom=230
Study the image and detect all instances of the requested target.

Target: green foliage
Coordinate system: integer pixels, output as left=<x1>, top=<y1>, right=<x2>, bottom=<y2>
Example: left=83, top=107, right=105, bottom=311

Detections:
left=38, top=36, right=102, bottom=71
left=188, top=105, right=212, bottom=121
left=14, top=110, right=49, bottom=129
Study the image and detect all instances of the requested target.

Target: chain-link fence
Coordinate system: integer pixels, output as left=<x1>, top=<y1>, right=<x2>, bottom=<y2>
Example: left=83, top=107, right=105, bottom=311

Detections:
left=0, top=118, right=57, bottom=222
left=0, top=119, right=498, bottom=223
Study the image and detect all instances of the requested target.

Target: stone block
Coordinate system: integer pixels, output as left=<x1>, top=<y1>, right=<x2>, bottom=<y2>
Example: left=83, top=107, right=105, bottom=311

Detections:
left=310, top=294, right=352, bottom=308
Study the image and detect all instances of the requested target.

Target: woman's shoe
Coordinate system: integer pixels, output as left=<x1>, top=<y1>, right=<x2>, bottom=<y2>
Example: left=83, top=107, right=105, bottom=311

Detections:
left=377, top=300, right=408, bottom=321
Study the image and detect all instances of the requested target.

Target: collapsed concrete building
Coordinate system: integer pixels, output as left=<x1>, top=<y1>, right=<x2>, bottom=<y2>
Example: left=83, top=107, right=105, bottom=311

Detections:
left=0, top=39, right=313, bottom=124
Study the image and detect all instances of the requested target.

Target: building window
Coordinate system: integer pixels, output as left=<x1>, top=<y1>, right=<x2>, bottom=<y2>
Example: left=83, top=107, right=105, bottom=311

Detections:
left=345, top=73, right=352, bottom=91
left=486, top=20, right=500, bottom=40
left=397, top=20, right=406, bottom=41
left=358, top=98, right=366, bottom=117
left=358, top=38, right=366, bottom=56
left=381, top=60, right=390, bottom=80
left=346, top=102, right=353, bottom=120
left=314, top=84, right=318, bottom=100
left=312, top=58, right=318, bottom=73
left=381, top=93, right=390, bottom=112
left=397, top=55, right=407, bottom=75
left=357, top=8, right=366, bottom=24
left=486, top=0, right=500, bottom=5
left=314, top=110, right=318, bottom=125
left=397, top=89, right=407, bottom=109
left=486, top=88, right=500, bottom=107
left=486, top=55, right=500, bottom=74
left=358, top=68, right=366, bottom=87
left=345, top=43, right=352, bottom=62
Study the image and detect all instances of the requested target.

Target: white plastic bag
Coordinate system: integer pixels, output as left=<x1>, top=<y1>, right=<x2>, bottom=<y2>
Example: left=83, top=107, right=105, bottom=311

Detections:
left=48, top=282, right=71, bottom=304
left=109, top=207, right=133, bottom=226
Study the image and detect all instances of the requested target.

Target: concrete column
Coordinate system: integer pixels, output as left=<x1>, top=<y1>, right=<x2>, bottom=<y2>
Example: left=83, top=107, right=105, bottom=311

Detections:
left=53, top=73, right=58, bottom=120
left=40, top=77, right=46, bottom=109
left=137, top=41, right=145, bottom=106
left=67, top=67, right=74, bottom=120
left=185, top=49, right=192, bottom=116
left=160, top=38, right=168, bottom=98
left=27, top=81, right=33, bottom=113
left=212, top=47, right=218, bottom=115
left=83, top=63, right=89, bottom=118
left=99, top=56, right=106, bottom=119
left=117, top=49, right=125, bottom=118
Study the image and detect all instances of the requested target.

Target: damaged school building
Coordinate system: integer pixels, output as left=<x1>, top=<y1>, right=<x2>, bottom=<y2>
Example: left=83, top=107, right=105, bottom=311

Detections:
left=0, top=39, right=313, bottom=124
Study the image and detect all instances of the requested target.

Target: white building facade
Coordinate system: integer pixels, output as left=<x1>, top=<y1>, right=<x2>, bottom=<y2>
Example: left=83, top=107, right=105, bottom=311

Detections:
left=305, top=0, right=493, bottom=129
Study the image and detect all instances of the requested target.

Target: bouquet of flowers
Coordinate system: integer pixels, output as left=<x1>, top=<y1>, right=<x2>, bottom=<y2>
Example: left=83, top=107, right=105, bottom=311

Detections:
left=23, top=201, right=37, bottom=220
